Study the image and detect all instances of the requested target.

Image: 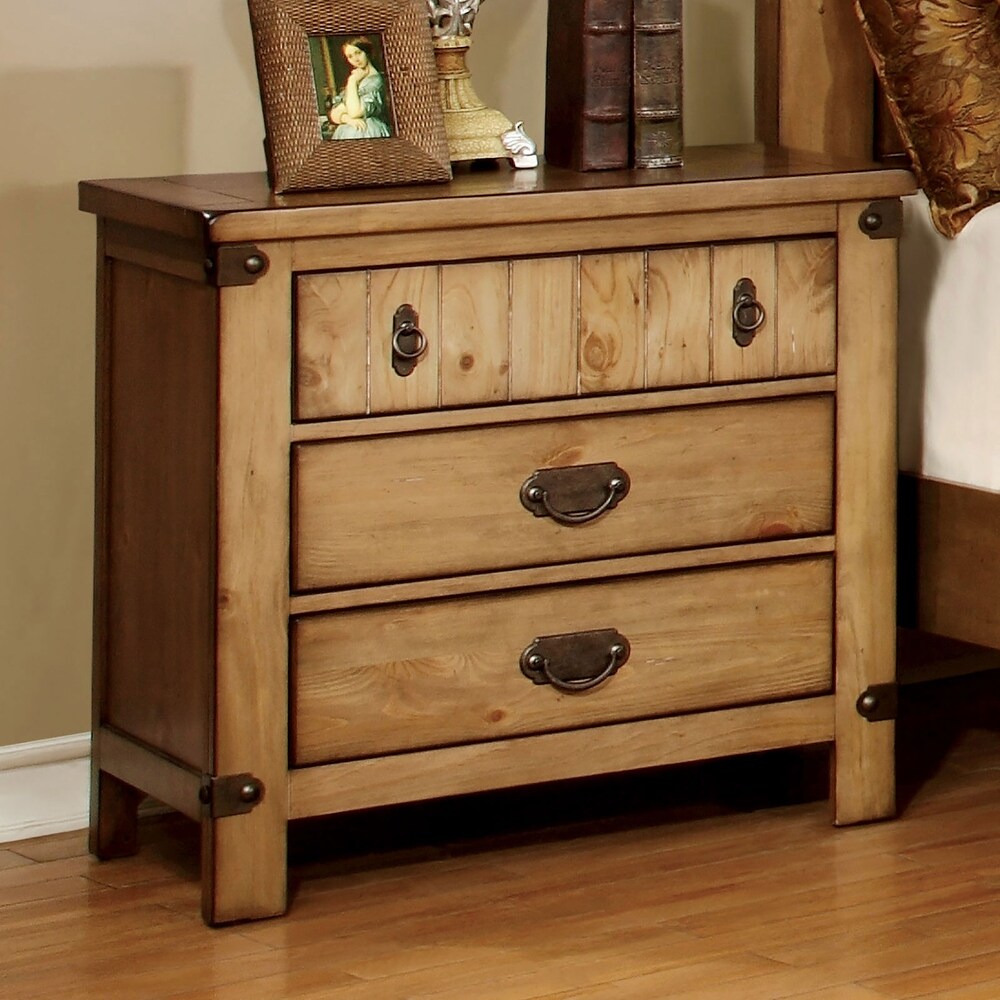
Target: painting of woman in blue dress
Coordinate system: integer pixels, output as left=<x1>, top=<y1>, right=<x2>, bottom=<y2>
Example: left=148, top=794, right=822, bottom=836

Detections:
left=309, top=34, right=394, bottom=141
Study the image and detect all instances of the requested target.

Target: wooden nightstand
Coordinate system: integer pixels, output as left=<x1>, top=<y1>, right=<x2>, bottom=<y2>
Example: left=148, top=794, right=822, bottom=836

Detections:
left=81, top=147, right=915, bottom=923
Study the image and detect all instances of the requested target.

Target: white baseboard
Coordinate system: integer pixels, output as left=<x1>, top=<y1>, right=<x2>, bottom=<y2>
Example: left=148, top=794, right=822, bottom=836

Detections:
left=0, top=733, right=174, bottom=845
left=0, top=733, right=92, bottom=843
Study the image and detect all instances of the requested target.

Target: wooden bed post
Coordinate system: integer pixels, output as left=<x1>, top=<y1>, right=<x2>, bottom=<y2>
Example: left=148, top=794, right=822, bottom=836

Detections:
left=755, top=0, right=875, bottom=159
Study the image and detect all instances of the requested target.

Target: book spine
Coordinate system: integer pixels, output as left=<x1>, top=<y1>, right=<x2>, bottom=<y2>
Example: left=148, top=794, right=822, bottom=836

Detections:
left=545, top=0, right=633, bottom=171
left=633, top=0, right=683, bottom=168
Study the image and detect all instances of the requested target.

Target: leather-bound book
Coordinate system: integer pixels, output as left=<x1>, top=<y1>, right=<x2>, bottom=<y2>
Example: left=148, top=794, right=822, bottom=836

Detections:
left=545, top=0, right=633, bottom=171
left=633, top=0, right=683, bottom=168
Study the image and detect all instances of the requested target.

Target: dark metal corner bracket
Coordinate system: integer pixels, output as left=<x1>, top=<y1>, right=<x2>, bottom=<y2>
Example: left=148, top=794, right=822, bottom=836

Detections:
left=205, top=244, right=270, bottom=287
left=855, top=683, right=898, bottom=722
left=858, top=200, right=903, bottom=241
left=199, top=773, right=265, bottom=818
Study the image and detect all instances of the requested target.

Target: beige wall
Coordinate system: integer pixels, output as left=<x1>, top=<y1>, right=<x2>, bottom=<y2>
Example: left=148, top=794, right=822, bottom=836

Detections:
left=0, top=1, right=754, bottom=747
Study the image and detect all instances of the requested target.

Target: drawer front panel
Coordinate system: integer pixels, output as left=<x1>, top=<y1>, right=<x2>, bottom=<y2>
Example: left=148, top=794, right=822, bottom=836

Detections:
left=292, top=394, right=834, bottom=590
left=293, top=238, right=836, bottom=420
left=291, top=557, right=834, bottom=764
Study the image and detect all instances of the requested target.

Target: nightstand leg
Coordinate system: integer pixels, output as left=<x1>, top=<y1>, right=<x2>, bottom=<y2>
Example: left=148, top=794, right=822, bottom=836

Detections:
left=90, top=767, right=143, bottom=859
left=200, top=807, right=288, bottom=926
left=832, top=199, right=899, bottom=825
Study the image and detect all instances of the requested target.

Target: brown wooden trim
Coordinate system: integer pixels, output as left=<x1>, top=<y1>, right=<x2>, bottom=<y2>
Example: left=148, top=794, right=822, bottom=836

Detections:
left=78, top=177, right=237, bottom=242
left=831, top=200, right=897, bottom=825
left=291, top=377, right=839, bottom=440
left=290, top=537, right=837, bottom=615
left=205, top=246, right=294, bottom=925
left=80, top=150, right=915, bottom=246
left=898, top=473, right=1000, bottom=651
left=754, top=0, right=780, bottom=147
left=289, top=697, right=835, bottom=820
left=96, top=727, right=204, bottom=822
left=102, top=262, right=219, bottom=770
left=897, top=627, right=1000, bottom=687
left=103, top=220, right=210, bottom=284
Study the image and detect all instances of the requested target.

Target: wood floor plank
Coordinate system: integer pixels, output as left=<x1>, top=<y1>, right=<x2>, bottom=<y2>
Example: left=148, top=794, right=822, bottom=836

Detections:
left=861, top=948, right=1000, bottom=998
left=650, top=969, right=894, bottom=1000
left=0, top=716, right=998, bottom=999
left=0, top=850, right=34, bottom=872
left=6, top=829, right=89, bottom=862
left=796, top=920, right=1000, bottom=991
left=0, top=875, right=110, bottom=908
left=917, top=982, right=1000, bottom=1000
left=0, top=854, right=93, bottom=888
left=551, top=966, right=889, bottom=1000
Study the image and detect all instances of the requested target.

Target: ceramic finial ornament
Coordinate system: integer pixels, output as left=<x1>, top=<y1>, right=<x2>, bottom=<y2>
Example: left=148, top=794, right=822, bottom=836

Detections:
left=425, top=0, right=537, bottom=167
left=426, top=0, right=481, bottom=37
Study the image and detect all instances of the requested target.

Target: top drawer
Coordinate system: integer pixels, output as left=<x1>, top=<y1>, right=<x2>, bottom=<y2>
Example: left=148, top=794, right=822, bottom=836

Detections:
left=294, top=238, right=836, bottom=421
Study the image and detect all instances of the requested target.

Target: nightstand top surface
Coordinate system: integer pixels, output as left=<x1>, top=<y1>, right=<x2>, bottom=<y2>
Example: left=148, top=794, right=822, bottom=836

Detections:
left=80, top=144, right=916, bottom=245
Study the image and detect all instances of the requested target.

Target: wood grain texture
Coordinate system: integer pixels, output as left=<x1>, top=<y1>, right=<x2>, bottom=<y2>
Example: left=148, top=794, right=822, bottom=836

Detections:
left=83, top=147, right=913, bottom=924
left=292, top=395, right=834, bottom=589
left=898, top=474, right=1000, bottom=651
left=646, top=247, right=712, bottom=388
left=80, top=150, right=914, bottom=244
left=101, top=261, right=218, bottom=770
left=97, top=728, right=203, bottom=823
left=10, top=720, right=1000, bottom=998
left=89, top=770, right=143, bottom=861
left=773, top=0, right=875, bottom=159
left=290, top=375, right=838, bottom=441
left=290, top=537, right=836, bottom=615
left=440, top=261, right=510, bottom=407
left=369, top=265, right=440, bottom=413
left=290, top=697, right=835, bottom=817
left=208, top=243, right=294, bottom=924
left=295, top=271, right=368, bottom=419
left=295, top=240, right=830, bottom=418
left=832, top=201, right=897, bottom=825
left=712, top=241, right=777, bottom=383
left=289, top=205, right=841, bottom=274
left=776, top=238, right=837, bottom=377
left=510, top=256, right=578, bottom=400
left=292, top=557, right=833, bottom=764
left=579, top=252, right=644, bottom=393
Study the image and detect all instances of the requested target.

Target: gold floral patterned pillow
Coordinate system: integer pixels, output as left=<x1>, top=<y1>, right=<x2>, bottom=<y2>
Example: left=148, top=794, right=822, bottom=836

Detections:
left=855, top=0, right=1000, bottom=237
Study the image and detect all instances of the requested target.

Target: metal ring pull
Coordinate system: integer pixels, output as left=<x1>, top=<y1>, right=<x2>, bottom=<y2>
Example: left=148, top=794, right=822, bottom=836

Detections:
left=525, top=643, right=627, bottom=693
left=732, top=277, right=766, bottom=347
left=519, top=462, right=630, bottom=526
left=520, top=629, right=631, bottom=693
left=733, top=294, right=766, bottom=334
left=527, top=477, right=627, bottom=526
left=391, top=303, right=428, bottom=376
left=392, top=325, right=426, bottom=359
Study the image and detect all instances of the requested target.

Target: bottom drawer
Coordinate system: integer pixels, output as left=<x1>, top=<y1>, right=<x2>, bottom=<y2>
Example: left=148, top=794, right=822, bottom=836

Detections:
left=291, top=557, right=833, bottom=765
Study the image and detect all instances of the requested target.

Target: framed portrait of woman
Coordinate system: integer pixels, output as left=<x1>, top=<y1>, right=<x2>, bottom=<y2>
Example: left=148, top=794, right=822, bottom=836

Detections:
left=248, top=0, right=451, bottom=192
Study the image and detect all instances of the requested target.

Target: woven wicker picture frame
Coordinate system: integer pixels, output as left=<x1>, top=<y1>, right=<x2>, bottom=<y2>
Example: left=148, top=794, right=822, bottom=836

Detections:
left=248, top=0, right=451, bottom=192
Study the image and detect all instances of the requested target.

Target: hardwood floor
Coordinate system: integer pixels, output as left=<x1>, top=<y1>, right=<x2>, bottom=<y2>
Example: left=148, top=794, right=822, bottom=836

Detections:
left=4, top=676, right=1000, bottom=999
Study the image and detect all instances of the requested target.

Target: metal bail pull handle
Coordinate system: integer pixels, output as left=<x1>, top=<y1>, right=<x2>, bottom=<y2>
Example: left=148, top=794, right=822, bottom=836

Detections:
left=519, top=462, right=630, bottom=526
left=520, top=628, right=631, bottom=693
left=732, top=277, right=766, bottom=347
left=391, top=303, right=428, bottom=377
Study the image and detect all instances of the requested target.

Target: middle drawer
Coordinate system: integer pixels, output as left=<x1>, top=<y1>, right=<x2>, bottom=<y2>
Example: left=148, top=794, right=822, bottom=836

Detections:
left=292, top=394, right=834, bottom=591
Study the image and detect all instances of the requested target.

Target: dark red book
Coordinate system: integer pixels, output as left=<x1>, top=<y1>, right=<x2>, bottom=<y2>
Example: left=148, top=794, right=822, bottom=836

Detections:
left=545, top=0, right=633, bottom=171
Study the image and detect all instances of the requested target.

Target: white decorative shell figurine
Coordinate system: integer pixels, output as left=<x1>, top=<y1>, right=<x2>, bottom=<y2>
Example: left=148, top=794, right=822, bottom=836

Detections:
left=501, top=122, right=539, bottom=169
